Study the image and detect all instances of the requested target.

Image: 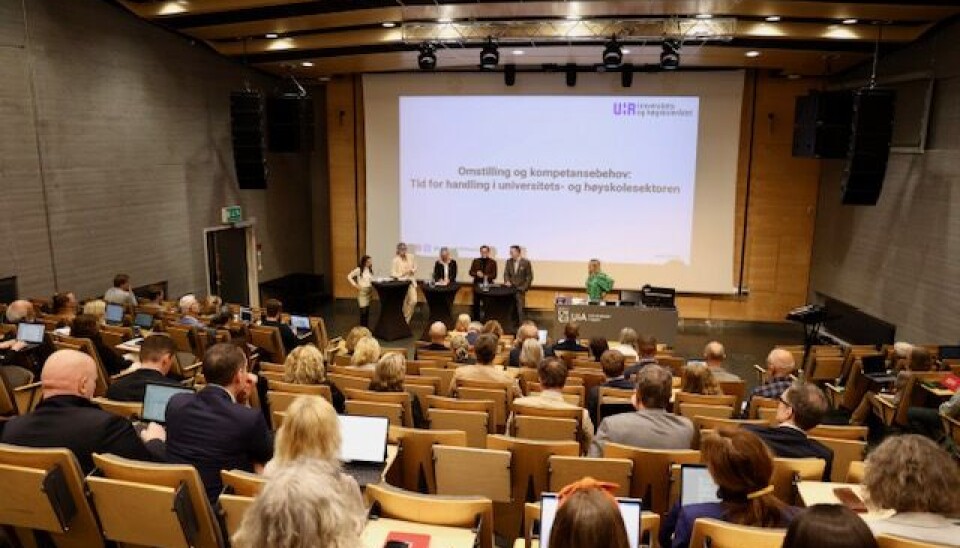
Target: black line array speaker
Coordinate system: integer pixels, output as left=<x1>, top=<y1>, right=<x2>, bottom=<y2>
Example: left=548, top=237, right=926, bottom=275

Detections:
left=841, top=88, right=896, bottom=206
left=230, top=90, right=268, bottom=189
left=792, top=90, right=853, bottom=159
left=267, top=96, right=314, bottom=153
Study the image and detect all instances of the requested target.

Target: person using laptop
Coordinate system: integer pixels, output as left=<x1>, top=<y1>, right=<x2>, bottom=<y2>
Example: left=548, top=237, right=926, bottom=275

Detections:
left=106, top=334, right=183, bottom=402
left=546, top=479, right=631, bottom=548
left=261, top=298, right=303, bottom=354
left=104, top=273, right=138, bottom=309
left=0, top=349, right=165, bottom=473
left=2, top=300, right=54, bottom=379
left=508, top=322, right=554, bottom=367
left=164, top=343, right=273, bottom=501
left=850, top=346, right=934, bottom=426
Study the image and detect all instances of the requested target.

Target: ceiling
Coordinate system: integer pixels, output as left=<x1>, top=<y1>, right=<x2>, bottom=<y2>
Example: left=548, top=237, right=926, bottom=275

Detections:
left=113, top=1, right=960, bottom=80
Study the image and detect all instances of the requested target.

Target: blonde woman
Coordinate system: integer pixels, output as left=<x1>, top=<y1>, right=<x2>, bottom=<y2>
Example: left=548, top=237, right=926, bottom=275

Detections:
left=368, top=353, right=427, bottom=428
left=450, top=333, right=475, bottom=364
left=340, top=326, right=371, bottom=356
left=391, top=242, right=417, bottom=323
left=82, top=299, right=107, bottom=323
left=283, top=344, right=344, bottom=413
left=680, top=363, right=724, bottom=396
left=610, top=327, right=639, bottom=359
left=519, top=338, right=544, bottom=369
left=346, top=255, right=373, bottom=327
left=349, top=336, right=381, bottom=370
left=453, top=313, right=471, bottom=334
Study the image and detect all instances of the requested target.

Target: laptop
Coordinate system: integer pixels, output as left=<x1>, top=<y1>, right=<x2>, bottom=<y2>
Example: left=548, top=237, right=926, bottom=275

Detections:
left=862, top=354, right=896, bottom=383
left=339, top=415, right=390, bottom=487
left=133, top=312, right=155, bottom=330
left=939, top=345, right=960, bottom=361
left=16, top=322, right=45, bottom=351
left=680, top=464, right=722, bottom=506
left=141, top=383, right=194, bottom=424
left=240, top=307, right=253, bottom=323
left=290, top=315, right=312, bottom=338
left=537, top=329, right=548, bottom=345
left=104, top=303, right=124, bottom=326
left=539, top=493, right=642, bottom=548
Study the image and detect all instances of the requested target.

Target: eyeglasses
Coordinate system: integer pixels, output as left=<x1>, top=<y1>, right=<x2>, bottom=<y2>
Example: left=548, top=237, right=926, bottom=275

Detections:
left=778, top=395, right=792, bottom=407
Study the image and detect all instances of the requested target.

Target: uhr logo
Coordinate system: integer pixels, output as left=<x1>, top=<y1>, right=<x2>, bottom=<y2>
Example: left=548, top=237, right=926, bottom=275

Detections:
left=612, top=102, right=642, bottom=116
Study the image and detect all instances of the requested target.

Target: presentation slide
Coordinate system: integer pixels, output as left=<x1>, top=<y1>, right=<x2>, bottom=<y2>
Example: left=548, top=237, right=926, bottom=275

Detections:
left=400, top=96, right=700, bottom=265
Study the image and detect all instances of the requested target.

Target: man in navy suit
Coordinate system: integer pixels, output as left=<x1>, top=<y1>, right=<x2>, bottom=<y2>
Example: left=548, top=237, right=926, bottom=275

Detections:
left=165, top=343, right=273, bottom=501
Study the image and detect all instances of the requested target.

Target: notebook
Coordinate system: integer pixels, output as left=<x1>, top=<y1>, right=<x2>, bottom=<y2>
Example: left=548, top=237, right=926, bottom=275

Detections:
left=539, top=493, right=642, bottom=548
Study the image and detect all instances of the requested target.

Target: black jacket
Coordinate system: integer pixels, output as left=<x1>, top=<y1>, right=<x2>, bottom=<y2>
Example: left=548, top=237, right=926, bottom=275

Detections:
left=743, top=424, right=834, bottom=481
left=106, top=368, right=183, bottom=402
left=432, top=260, right=458, bottom=283
left=261, top=319, right=302, bottom=355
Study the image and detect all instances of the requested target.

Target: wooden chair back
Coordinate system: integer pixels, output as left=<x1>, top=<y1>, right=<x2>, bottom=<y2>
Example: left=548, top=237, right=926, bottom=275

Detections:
left=0, top=372, right=18, bottom=416
left=808, top=355, right=845, bottom=383
left=771, top=457, right=826, bottom=505
left=675, top=392, right=737, bottom=409
left=393, top=427, right=468, bottom=494
left=511, top=401, right=584, bottom=447
left=266, top=380, right=333, bottom=401
left=328, top=372, right=372, bottom=392
left=218, top=494, right=254, bottom=542
left=678, top=403, right=735, bottom=420
left=657, top=355, right=686, bottom=376
left=894, top=372, right=952, bottom=426
left=13, top=382, right=42, bottom=415
left=747, top=396, right=779, bottom=420
left=331, top=365, right=374, bottom=378
left=693, top=416, right=766, bottom=431
left=597, top=386, right=635, bottom=422
left=547, top=456, right=633, bottom=497
left=99, top=325, right=133, bottom=349
left=689, top=518, right=786, bottom=548
left=249, top=325, right=287, bottom=363
left=164, top=324, right=198, bottom=356
left=717, top=380, right=746, bottom=411
left=434, top=445, right=512, bottom=502
left=811, top=436, right=865, bottom=483
left=310, top=316, right=329, bottom=350
left=602, top=442, right=700, bottom=515
left=526, top=383, right=585, bottom=406
left=220, top=469, right=265, bottom=497
left=345, top=388, right=415, bottom=428
left=92, top=397, right=143, bottom=419
left=345, top=400, right=403, bottom=425
left=56, top=335, right=109, bottom=396
left=807, top=424, right=868, bottom=440
left=846, top=460, right=866, bottom=484
left=457, top=379, right=513, bottom=432
left=568, top=369, right=607, bottom=397
left=420, top=366, right=457, bottom=396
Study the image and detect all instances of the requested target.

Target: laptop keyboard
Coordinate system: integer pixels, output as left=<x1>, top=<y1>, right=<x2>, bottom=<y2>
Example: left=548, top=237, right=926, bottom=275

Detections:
left=343, top=462, right=385, bottom=487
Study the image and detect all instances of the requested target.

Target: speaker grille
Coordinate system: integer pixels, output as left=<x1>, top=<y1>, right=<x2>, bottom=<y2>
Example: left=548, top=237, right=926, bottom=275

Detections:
left=841, top=88, right=896, bottom=206
left=230, top=91, right=268, bottom=190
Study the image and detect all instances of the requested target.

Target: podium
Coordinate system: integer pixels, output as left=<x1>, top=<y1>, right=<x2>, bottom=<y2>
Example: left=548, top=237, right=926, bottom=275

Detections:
left=477, top=285, right=518, bottom=335
left=372, top=280, right=413, bottom=341
left=419, top=282, right=462, bottom=341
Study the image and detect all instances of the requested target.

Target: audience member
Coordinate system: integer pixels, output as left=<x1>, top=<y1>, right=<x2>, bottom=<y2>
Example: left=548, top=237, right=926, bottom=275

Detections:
left=863, top=434, right=960, bottom=545
left=660, top=428, right=797, bottom=548
left=71, top=314, right=132, bottom=376
left=702, top=341, right=741, bottom=382
left=548, top=478, right=630, bottom=548
left=744, top=383, right=833, bottom=480
left=349, top=336, right=381, bottom=370
left=106, top=334, right=182, bottom=401
left=450, top=333, right=475, bottom=364
left=553, top=322, right=588, bottom=352
left=340, top=326, right=371, bottom=356
left=623, top=335, right=658, bottom=380
left=420, top=321, right=449, bottom=351
left=609, top=328, right=639, bottom=359
left=368, top=353, right=427, bottom=428
left=261, top=298, right=302, bottom=354
left=177, top=294, right=203, bottom=328
left=0, top=350, right=164, bottom=472
left=851, top=346, right=934, bottom=425
left=588, top=337, right=609, bottom=362
left=585, top=349, right=632, bottom=427
left=453, top=334, right=521, bottom=398
left=482, top=319, right=504, bottom=341
left=589, top=364, right=694, bottom=456
left=104, top=273, right=138, bottom=308
left=165, top=343, right=273, bottom=501
left=908, top=383, right=960, bottom=441
left=282, top=344, right=345, bottom=413
left=508, top=322, right=553, bottom=367
left=783, top=504, right=878, bottom=548
left=50, top=291, right=78, bottom=323
left=680, top=362, right=724, bottom=396
left=1, top=300, right=51, bottom=384
left=508, top=357, right=593, bottom=444
left=465, top=321, right=483, bottom=346
left=453, top=313, right=471, bottom=334
left=81, top=299, right=106, bottom=321
left=519, top=338, right=544, bottom=369
left=743, top=348, right=795, bottom=414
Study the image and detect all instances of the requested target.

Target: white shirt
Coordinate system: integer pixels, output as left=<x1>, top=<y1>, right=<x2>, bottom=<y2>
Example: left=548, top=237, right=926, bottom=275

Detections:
left=392, top=254, right=416, bottom=280
left=347, top=267, right=372, bottom=289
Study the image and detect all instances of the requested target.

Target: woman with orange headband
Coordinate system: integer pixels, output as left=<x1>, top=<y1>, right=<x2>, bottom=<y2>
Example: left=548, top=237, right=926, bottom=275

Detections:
left=548, top=478, right=630, bottom=548
left=660, top=428, right=799, bottom=548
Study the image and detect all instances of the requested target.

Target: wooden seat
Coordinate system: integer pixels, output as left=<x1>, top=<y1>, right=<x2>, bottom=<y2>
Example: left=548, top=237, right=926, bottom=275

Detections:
left=597, top=386, right=635, bottom=422
left=259, top=361, right=284, bottom=373
left=547, top=455, right=632, bottom=497
left=807, top=424, right=868, bottom=440
left=55, top=335, right=110, bottom=396
left=92, top=397, right=143, bottom=419
left=218, top=493, right=254, bottom=541
left=0, top=444, right=105, bottom=548
left=13, top=382, right=43, bottom=415
left=717, top=380, right=746, bottom=411
left=266, top=380, right=332, bottom=401
left=345, top=388, right=415, bottom=428
left=675, top=392, right=737, bottom=410
left=510, top=402, right=585, bottom=450
left=365, top=482, right=495, bottom=548
left=345, top=400, right=403, bottom=425
left=221, top=469, right=265, bottom=497
left=876, top=534, right=948, bottom=548
left=165, top=324, right=199, bottom=357
left=427, top=396, right=495, bottom=447
left=602, top=442, right=700, bottom=515
left=657, top=355, right=686, bottom=376
left=771, top=457, right=826, bottom=505
left=693, top=416, right=766, bottom=431
left=689, top=518, right=786, bottom=548
left=403, top=380, right=437, bottom=420
left=99, top=325, right=134, bottom=349
left=249, top=325, right=287, bottom=363
left=89, top=453, right=223, bottom=548
left=434, top=445, right=512, bottom=503
left=846, top=460, right=866, bottom=483
left=807, top=355, right=845, bottom=383
left=526, top=383, right=585, bottom=406
left=812, top=436, right=865, bottom=482
left=568, top=369, right=607, bottom=399
left=456, top=379, right=515, bottom=433
left=747, top=396, right=779, bottom=420
left=258, top=370, right=284, bottom=382
left=678, top=403, right=735, bottom=420
left=420, top=366, right=457, bottom=396
left=331, top=364, right=375, bottom=378
left=393, top=427, right=467, bottom=494
left=328, top=372, right=371, bottom=392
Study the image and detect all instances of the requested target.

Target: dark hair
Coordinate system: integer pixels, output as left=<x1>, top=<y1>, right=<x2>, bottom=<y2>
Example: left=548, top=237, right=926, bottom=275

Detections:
left=140, top=334, right=178, bottom=364
left=264, top=299, right=282, bottom=318
left=475, top=334, right=498, bottom=364
left=908, top=347, right=934, bottom=372
left=538, top=357, right=568, bottom=389
left=51, top=292, right=73, bottom=314
left=479, top=245, right=490, bottom=252
left=113, top=274, right=129, bottom=288
left=783, top=505, right=878, bottom=548
left=210, top=311, right=232, bottom=328
left=563, top=322, right=580, bottom=341
left=782, top=383, right=828, bottom=431
left=634, top=364, right=672, bottom=409
left=481, top=320, right=503, bottom=340
left=202, top=343, right=247, bottom=386
left=145, top=285, right=163, bottom=302
left=510, top=245, right=521, bottom=254
left=358, top=255, right=372, bottom=271
left=638, top=335, right=658, bottom=357
left=547, top=489, right=630, bottom=548
left=588, top=337, right=609, bottom=361
left=600, top=350, right=626, bottom=379
left=71, top=314, right=101, bottom=342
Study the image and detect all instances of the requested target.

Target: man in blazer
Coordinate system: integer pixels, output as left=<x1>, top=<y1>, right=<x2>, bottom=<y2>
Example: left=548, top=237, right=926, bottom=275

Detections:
left=469, top=245, right=498, bottom=319
left=589, top=363, right=694, bottom=457
left=743, top=383, right=833, bottom=481
left=432, top=246, right=458, bottom=284
left=503, top=245, right=533, bottom=323
left=165, top=343, right=273, bottom=501
left=0, top=349, right=165, bottom=473
left=106, top=334, right=183, bottom=402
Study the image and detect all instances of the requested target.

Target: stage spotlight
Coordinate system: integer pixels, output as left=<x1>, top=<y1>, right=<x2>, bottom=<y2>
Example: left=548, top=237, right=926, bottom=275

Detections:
left=480, top=37, right=499, bottom=70
left=602, top=36, right=623, bottom=69
left=417, top=42, right=437, bottom=70
left=621, top=64, right=634, bottom=88
left=565, top=64, right=577, bottom=87
left=660, top=38, right=681, bottom=70
left=504, top=64, right=516, bottom=86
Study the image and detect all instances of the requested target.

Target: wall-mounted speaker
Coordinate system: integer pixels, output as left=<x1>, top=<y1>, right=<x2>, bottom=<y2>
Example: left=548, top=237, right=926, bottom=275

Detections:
left=267, top=96, right=314, bottom=153
left=792, top=90, right=853, bottom=159
left=230, top=91, right=268, bottom=189
left=841, top=88, right=896, bottom=206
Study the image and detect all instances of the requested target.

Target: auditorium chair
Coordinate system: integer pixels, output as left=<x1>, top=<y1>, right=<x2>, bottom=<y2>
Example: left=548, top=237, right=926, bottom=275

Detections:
left=258, top=370, right=283, bottom=382
left=345, top=388, right=414, bottom=427
left=547, top=455, right=632, bottom=497
left=331, top=364, right=374, bottom=378
left=846, top=460, right=866, bottom=484
left=873, top=371, right=952, bottom=428
left=220, top=469, right=265, bottom=497
left=808, top=424, right=868, bottom=440
left=54, top=335, right=109, bottom=396
left=249, top=325, right=286, bottom=363
left=402, top=378, right=437, bottom=419
left=416, top=348, right=453, bottom=362
left=12, top=382, right=42, bottom=415
left=674, top=393, right=737, bottom=419
left=596, top=386, right=635, bottom=422
left=217, top=493, right=254, bottom=542
left=941, top=412, right=960, bottom=451
left=89, top=453, right=224, bottom=548
left=434, top=445, right=512, bottom=503
left=0, top=444, right=105, bottom=548
left=746, top=395, right=779, bottom=420
left=693, top=416, right=766, bottom=431
left=328, top=372, right=372, bottom=392
left=333, top=353, right=352, bottom=366
left=510, top=402, right=586, bottom=451
left=602, top=443, right=700, bottom=515
left=571, top=359, right=603, bottom=371
left=811, top=435, right=866, bottom=482
left=525, top=382, right=584, bottom=406
left=309, top=316, right=329, bottom=350
left=567, top=368, right=606, bottom=397
left=770, top=457, right=826, bottom=505
left=689, top=518, right=786, bottom=548
left=365, top=483, right=495, bottom=548
left=420, top=366, right=457, bottom=396
left=717, top=379, right=747, bottom=411
left=427, top=396, right=495, bottom=447
left=807, top=354, right=845, bottom=384
left=456, top=379, right=516, bottom=433
left=165, top=324, right=200, bottom=357
left=266, top=380, right=333, bottom=401
left=406, top=359, right=440, bottom=376
left=517, top=367, right=539, bottom=389
left=98, top=325, right=133, bottom=349
left=677, top=403, right=735, bottom=421
left=553, top=350, right=590, bottom=366
left=259, top=361, right=284, bottom=373
left=381, top=347, right=409, bottom=358
left=657, top=355, right=686, bottom=377
left=92, top=397, right=143, bottom=420
left=393, top=428, right=466, bottom=494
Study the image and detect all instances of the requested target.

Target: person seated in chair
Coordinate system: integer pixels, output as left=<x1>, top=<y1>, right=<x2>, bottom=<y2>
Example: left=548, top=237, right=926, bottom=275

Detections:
left=261, top=298, right=303, bottom=354
left=622, top=335, right=658, bottom=380
left=106, top=334, right=184, bottom=402
left=586, top=349, right=633, bottom=428
left=743, top=348, right=795, bottom=416
left=418, top=321, right=450, bottom=353
left=552, top=322, right=588, bottom=352
left=71, top=314, right=132, bottom=376
left=177, top=294, right=204, bottom=328
left=508, top=322, right=553, bottom=367
left=453, top=334, right=521, bottom=398
left=104, top=273, right=138, bottom=309
left=507, top=357, right=593, bottom=444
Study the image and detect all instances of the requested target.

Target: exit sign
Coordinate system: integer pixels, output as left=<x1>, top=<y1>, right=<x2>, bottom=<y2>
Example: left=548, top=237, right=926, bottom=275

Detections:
left=221, top=205, right=242, bottom=224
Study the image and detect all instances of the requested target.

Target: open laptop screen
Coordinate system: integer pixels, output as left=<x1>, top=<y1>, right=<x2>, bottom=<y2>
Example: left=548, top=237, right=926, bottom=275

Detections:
left=540, top=493, right=641, bottom=548
left=105, top=303, right=124, bottom=324
left=134, top=312, right=154, bottom=329
left=290, top=315, right=311, bottom=331
left=338, top=415, right=389, bottom=464
left=17, top=322, right=45, bottom=344
left=141, top=383, right=193, bottom=423
left=680, top=464, right=722, bottom=506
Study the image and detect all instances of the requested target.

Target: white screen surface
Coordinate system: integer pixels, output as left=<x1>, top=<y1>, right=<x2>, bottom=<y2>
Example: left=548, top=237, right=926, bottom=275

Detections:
left=540, top=493, right=641, bottom=548
left=680, top=465, right=722, bottom=506
left=364, top=72, right=744, bottom=293
left=142, top=384, right=193, bottom=423
left=290, top=315, right=310, bottom=330
left=17, top=323, right=44, bottom=344
left=105, top=303, right=124, bottom=324
left=338, top=415, right=388, bottom=463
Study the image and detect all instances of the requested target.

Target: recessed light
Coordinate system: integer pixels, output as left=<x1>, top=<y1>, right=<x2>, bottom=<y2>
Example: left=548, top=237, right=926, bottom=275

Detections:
left=745, top=50, right=761, bottom=58
left=512, top=49, right=525, bottom=55
left=382, top=22, right=397, bottom=28
left=437, top=17, right=452, bottom=23
left=622, top=48, right=631, bottom=54
left=301, top=61, right=314, bottom=67
left=695, top=13, right=713, bottom=19
left=787, top=74, right=802, bottom=80
left=265, top=33, right=278, bottom=39
left=565, top=14, right=582, bottom=21
left=842, top=18, right=858, bottom=25
left=318, top=76, right=331, bottom=82
left=765, top=15, right=781, bottom=22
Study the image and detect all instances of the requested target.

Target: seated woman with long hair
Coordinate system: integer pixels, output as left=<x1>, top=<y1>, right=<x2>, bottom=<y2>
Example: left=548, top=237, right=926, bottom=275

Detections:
left=450, top=333, right=476, bottom=364
left=548, top=478, right=630, bottom=548
left=282, top=344, right=345, bottom=413
left=660, top=428, right=797, bottom=548
left=348, top=335, right=381, bottom=370
left=71, top=314, right=132, bottom=376
left=339, top=326, right=371, bottom=356
left=368, top=353, right=427, bottom=428
left=680, top=363, right=724, bottom=396
left=519, top=338, right=544, bottom=370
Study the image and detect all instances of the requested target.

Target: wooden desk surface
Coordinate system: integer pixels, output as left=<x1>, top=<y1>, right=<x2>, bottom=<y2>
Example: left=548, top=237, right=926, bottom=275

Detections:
left=922, top=384, right=956, bottom=398
left=797, top=482, right=892, bottom=521
left=363, top=517, right=477, bottom=547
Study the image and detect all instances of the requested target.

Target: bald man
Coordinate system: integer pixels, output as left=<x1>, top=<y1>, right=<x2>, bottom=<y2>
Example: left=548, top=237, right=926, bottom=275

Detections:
left=702, top=341, right=741, bottom=382
left=420, top=322, right=450, bottom=352
left=1, top=299, right=54, bottom=382
left=743, top=348, right=796, bottom=415
left=0, top=350, right=165, bottom=472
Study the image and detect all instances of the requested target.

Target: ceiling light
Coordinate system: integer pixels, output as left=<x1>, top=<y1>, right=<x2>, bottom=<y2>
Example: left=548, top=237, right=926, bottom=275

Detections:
left=565, top=14, right=582, bottom=21
left=602, top=36, right=623, bottom=69
left=480, top=37, right=499, bottom=70
left=437, top=17, right=452, bottom=23
left=765, top=15, right=781, bottom=22
left=512, top=49, right=525, bottom=55
left=695, top=13, right=713, bottom=19
left=842, top=18, right=858, bottom=25
left=265, top=33, right=278, bottom=39
left=622, top=48, right=631, bottom=54
left=417, top=42, right=437, bottom=70
left=382, top=22, right=397, bottom=28
left=745, top=50, right=761, bottom=58
left=301, top=61, right=314, bottom=67
left=660, top=39, right=681, bottom=70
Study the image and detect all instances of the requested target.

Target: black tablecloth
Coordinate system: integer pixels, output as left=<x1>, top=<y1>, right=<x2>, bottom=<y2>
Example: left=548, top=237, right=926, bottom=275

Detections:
left=477, top=285, right=518, bottom=335
left=419, top=282, right=462, bottom=341
left=372, top=280, right=413, bottom=341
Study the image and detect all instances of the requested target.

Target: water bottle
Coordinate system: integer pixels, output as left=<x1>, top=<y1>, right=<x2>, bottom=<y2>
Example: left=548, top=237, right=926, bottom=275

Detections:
left=482, top=277, right=489, bottom=292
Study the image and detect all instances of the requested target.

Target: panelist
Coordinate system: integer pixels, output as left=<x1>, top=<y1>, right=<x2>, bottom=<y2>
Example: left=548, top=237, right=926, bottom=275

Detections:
left=585, top=259, right=615, bottom=302
left=503, top=245, right=533, bottom=323
left=432, top=246, right=458, bottom=285
left=469, top=244, right=498, bottom=319
left=390, top=242, right=417, bottom=323
left=346, top=255, right=374, bottom=327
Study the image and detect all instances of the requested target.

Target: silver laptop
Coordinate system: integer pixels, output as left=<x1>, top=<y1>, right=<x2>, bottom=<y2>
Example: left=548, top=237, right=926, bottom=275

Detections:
left=141, top=383, right=193, bottom=424
left=16, top=322, right=45, bottom=351
left=290, top=315, right=312, bottom=338
left=680, top=464, right=722, bottom=506
left=338, top=415, right=390, bottom=487
left=540, top=492, right=642, bottom=548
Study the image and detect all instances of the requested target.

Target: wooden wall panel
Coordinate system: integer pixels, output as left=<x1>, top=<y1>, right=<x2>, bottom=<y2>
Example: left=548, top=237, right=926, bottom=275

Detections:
left=327, top=77, right=363, bottom=299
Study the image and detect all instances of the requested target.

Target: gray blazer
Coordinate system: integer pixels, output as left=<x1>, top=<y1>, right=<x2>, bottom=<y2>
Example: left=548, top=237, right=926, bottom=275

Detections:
left=588, top=409, right=695, bottom=457
left=504, top=258, right=533, bottom=292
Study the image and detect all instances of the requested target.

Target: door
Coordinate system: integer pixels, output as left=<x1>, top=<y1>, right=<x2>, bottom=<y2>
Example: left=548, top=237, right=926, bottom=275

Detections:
left=206, top=227, right=250, bottom=305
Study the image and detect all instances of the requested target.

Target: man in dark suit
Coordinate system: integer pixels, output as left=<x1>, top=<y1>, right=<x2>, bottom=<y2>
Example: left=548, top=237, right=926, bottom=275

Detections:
left=165, top=343, right=273, bottom=501
left=469, top=245, right=498, bottom=319
left=743, top=383, right=834, bottom=481
left=432, top=246, right=458, bottom=284
left=0, top=349, right=165, bottom=473
left=106, top=334, right=184, bottom=402
left=261, top=298, right=303, bottom=354
left=623, top=335, right=659, bottom=381
left=503, top=245, right=533, bottom=323
left=552, top=322, right=588, bottom=352
left=418, top=322, right=450, bottom=354
left=586, top=349, right=634, bottom=427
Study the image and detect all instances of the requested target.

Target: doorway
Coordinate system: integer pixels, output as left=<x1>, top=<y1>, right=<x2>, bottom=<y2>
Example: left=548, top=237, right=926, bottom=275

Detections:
left=204, top=223, right=260, bottom=307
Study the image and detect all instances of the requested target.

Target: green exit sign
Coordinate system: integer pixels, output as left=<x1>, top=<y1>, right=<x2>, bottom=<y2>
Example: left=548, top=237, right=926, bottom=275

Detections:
left=221, top=205, right=242, bottom=224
